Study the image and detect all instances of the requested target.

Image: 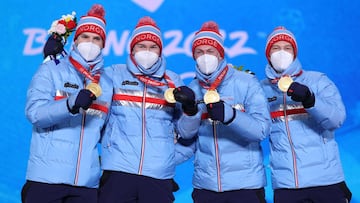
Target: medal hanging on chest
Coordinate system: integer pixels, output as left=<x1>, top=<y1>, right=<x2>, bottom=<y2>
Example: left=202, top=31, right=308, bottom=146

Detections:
left=277, top=76, right=293, bottom=92
left=201, top=66, right=228, bottom=104
left=70, top=57, right=102, bottom=97
left=135, top=73, right=176, bottom=103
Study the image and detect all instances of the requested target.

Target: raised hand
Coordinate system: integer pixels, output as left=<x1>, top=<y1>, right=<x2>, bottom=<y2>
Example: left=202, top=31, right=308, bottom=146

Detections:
left=173, top=86, right=198, bottom=116
left=287, top=82, right=315, bottom=108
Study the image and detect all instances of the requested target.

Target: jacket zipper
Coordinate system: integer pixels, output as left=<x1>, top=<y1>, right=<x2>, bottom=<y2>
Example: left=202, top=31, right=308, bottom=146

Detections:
left=283, top=92, right=299, bottom=188
left=138, top=84, right=147, bottom=175
left=213, top=122, right=222, bottom=192
left=74, top=81, right=87, bottom=185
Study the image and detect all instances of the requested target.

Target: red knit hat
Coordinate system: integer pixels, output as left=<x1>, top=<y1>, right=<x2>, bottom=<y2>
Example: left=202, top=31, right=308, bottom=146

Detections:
left=265, top=26, right=297, bottom=61
left=129, top=16, right=163, bottom=55
left=74, top=4, right=106, bottom=47
left=192, top=21, right=225, bottom=59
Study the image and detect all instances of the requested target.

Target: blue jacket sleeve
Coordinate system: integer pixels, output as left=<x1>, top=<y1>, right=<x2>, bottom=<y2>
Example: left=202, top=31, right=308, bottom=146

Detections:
left=223, top=76, right=271, bottom=142
left=176, top=110, right=202, bottom=139
left=174, top=137, right=197, bottom=165
left=25, top=63, right=75, bottom=128
left=306, top=73, right=346, bottom=130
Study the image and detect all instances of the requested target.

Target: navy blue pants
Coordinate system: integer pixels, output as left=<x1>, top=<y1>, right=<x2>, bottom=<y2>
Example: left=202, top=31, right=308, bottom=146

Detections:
left=21, top=181, right=97, bottom=203
left=192, top=187, right=266, bottom=203
left=98, top=170, right=175, bottom=203
left=274, top=181, right=352, bottom=203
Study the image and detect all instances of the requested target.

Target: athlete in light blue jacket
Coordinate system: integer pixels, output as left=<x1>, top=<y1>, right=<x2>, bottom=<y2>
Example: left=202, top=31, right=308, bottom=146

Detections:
left=22, top=4, right=112, bottom=203
left=174, top=21, right=271, bottom=203
left=260, top=26, right=352, bottom=203
left=98, top=17, right=184, bottom=203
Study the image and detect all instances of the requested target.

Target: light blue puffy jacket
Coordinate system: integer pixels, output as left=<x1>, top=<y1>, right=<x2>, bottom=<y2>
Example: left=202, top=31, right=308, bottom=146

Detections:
left=177, top=61, right=271, bottom=192
left=101, top=56, right=184, bottom=179
left=25, top=52, right=113, bottom=188
left=260, top=58, right=346, bottom=189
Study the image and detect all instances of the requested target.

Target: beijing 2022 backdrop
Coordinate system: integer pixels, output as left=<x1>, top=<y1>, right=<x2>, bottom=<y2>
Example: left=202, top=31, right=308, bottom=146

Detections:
left=1, top=0, right=359, bottom=202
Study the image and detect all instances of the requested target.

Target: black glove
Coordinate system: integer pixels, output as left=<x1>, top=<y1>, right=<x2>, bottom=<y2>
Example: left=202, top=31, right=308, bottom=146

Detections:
left=43, top=33, right=65, bottom=59
left=173, top=86, right=198, bottom=116
left=287, top=82, right=315, bottom=108
left=206, top=101, right=225, bottom=122
left=69, top=89, right=97, bottom=114
left=206, top=101, right=236, bottom=124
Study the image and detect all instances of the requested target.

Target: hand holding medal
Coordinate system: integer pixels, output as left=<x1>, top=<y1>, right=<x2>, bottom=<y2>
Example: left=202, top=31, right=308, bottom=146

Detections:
left=172, top=86, right=198, bottom=116
left=69, top=57, right=102, bottom=97
left=164, top=88, right=176, bottom=103
left=202, top=66, right=228, bottom=104
left=278, top=76, right=293, bottom=92
left=203, top=90, right=220, bottom=104
left=86, top=83, right=102, bottom=97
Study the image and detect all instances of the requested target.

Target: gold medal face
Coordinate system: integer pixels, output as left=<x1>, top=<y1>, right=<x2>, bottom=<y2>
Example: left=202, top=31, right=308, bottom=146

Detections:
left=164, top=88, right=176, bottom=103
left=203, top=90, right=220, bottom=104
left=86, top=83, right=102, bottom=97
left=278, top=76, right=293, bottom=92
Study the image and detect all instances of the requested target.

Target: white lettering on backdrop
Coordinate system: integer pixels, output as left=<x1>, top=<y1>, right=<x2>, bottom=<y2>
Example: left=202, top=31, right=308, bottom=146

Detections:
left=23, top=28, right=256, bottom=58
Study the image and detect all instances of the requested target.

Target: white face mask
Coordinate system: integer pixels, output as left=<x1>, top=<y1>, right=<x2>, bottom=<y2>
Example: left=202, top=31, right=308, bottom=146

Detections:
left=196, top=54, right=219, bottom=75
left=134, top=51, right=159, bottom=69
left=270, top=50, right=294, bottom=72
left=77, top=42, right=101, bottom=61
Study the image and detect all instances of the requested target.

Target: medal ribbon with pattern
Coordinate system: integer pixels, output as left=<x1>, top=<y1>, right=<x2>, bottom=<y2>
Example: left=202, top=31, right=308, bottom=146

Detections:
left=135, top=74, right=176, bottom=104
left=270, top=70, right=303, bottom=93
left=69, top=57, right=102, bottom=97
left=135, top=74, right=175, bottom=88
left=270, top=70, right=303, bottom=84
left=199, top=66, right=228, bottom=104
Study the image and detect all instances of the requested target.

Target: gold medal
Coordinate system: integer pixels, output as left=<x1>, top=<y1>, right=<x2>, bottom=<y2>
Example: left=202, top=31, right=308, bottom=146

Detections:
left=278, top=76, right=293, bottom=92
left=203, top=90, right=220, bottom=104
left=164, top=88, right=176, bottom=103
left=86, top=83, right=102, bottom=97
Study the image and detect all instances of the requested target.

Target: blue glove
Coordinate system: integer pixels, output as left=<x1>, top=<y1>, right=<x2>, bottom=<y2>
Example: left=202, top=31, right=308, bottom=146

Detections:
left=173, top=86, right=198, bottom=116
left=43, top=34, right=66, bottom=60
left=287, top=82, right=315, bottom=108
left=206, top=101, right=235, bottom=124
left=68, top=89, right=96, bottom=114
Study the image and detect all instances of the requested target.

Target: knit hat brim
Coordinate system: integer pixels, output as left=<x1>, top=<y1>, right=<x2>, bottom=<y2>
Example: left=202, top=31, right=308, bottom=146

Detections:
left=265, top=26, right=297, bottom=60
left=192, top=21, right=224, bottom=59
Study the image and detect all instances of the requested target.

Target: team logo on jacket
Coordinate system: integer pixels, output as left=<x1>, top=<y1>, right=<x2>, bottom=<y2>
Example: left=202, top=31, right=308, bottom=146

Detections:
left=122, top=80, right=139, bottom=86
left=267, top=96, right=277, bottom=102
left=64, top=82, right=79, bottom=89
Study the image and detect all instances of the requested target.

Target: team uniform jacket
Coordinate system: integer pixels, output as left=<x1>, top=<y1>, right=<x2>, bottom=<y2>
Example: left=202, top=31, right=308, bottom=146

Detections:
left=101, top=56, right=184, bottom=180
left=177, top=61, right=271, bottom=192
left=260, top=58, right=346, bottom=189
left=25, top=53, right=113, bottom=188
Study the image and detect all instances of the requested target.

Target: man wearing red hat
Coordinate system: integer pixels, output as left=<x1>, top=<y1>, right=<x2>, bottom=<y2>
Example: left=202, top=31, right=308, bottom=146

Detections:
left=261, top=26, right=352, bottom=203
left=173, top=21, right=271, bottom=203
left=98, top=16, right=184, bottom=203
left=21, top=4, right=112, bottom=203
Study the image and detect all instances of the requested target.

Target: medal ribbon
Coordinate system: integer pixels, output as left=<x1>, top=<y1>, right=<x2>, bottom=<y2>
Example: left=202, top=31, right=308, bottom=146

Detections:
left=69, top=57, right=100, bottom=84
left=270, top=70, right=303, bottom=84
left=199, top=66, right=229, bottom=90
left=135, top=74, right=175, bottom=88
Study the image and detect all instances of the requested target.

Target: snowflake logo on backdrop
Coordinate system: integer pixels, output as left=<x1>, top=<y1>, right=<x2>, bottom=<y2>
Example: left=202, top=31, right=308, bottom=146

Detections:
left=131, top=0, right=164, bottom=12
